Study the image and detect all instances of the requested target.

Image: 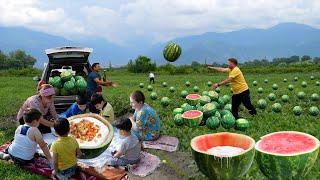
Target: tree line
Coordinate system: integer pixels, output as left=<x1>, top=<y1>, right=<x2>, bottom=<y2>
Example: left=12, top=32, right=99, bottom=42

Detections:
left=0, top=50, right=36, bottom=69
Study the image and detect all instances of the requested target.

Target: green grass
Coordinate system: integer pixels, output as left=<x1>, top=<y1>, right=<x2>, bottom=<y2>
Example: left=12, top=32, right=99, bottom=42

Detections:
left=0, top=72, right=319, bottom=179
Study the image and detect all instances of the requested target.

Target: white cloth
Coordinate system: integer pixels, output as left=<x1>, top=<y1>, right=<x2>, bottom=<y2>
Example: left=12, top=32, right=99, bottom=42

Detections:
left=149, top=73, right=155, bottom=78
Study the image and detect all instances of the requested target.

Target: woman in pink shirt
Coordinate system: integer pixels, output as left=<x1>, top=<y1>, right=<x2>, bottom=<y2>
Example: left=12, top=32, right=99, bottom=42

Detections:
left=17, top=84, right=58, bottom=134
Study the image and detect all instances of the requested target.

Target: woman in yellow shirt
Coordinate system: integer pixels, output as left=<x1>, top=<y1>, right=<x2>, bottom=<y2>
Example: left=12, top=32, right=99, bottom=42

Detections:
left=208, top=58, right=257, bottom=119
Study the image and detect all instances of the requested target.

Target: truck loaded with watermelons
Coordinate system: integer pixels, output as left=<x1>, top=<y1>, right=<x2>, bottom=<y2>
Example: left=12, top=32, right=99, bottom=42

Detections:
left=36, top=47, right=94, bottom=113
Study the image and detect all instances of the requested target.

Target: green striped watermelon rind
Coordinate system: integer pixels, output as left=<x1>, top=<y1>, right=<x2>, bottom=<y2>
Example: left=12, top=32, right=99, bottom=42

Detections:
left=163, top=42, right=182, bottom=62
left=181, top=110, right=203, bottom=127
left=255, top=131, right=320, bottom=180
left=191, top=132, right=256, bottom=179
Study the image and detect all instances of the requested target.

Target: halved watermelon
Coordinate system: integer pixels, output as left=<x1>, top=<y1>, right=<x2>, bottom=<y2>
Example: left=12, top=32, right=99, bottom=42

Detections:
left=255, top=131, right=319, bottom=180
left=181, top=110, right=203, bottom=127
left=186, top=94, right=201, bottom=106
left=191, top=132, right=255, bottom=179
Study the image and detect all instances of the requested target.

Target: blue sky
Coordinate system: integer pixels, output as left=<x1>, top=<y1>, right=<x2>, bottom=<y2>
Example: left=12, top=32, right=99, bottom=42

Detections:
left=1, top=0, right=319, bottom=45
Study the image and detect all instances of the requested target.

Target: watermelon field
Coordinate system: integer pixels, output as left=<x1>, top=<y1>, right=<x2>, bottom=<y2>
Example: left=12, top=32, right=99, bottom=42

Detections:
left=0, top=71, right=319, bottom=179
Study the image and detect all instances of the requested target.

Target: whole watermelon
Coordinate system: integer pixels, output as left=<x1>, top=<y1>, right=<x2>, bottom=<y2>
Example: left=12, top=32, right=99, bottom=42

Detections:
left=162, top=82, right=168, bottom=87
left=169, top=86, right=175, bottom=93
left=173, top=108, right=184, bottom=116
left=272, top=103, right=282, bottom=113
left=293, top=106, right=303, bottom=116
left=207, top=81, right=213, bottom=87
left=200, top=96, right=211, bottom=106
left=75, top=79, right=87, bottom=91
left=180, top=90, right=188, bottom=98
left=75, top=76, right=84, bottom=81
left=203, top=103, right=217, bottom=118
left=181, top=103, right=193, bottom=112
left=147, top=85, right=153, bottom=92
left=206, top=116, right=220, bottom=130
left=258, top=99, right=267, bottom=109
left=174, top=114, right=184, bottom=126
left=309, top=106, right=319, bottom=116
left=235, top=118, right=249, bottom=131
left=150, top=92, right=158, bottom=100
left=185, top=81, right=191, bottom=87
left=50, top=76, right=62, bottom=88
left=221, top=114, right=236, bottom=129
left=161, top=97, right=170, bottom=107
left=163, top=42, right=182, bottom=62
left=64, top=81, right=75, bottom=91
left=208, top=91, right=219, bottom=101
left=224, top=104, right=232, bottom=111
left=139, top=83, right=144, bottom=88
left=60, top=70, right=73, bottom=82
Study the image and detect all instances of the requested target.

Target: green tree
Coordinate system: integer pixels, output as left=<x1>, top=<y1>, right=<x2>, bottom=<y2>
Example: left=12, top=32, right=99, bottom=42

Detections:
left=8, top=50, right=36, bottom=68
left=313, top=57, right=320, bottom=64
left=127, top=55, right=156, bottom=73
left=301, top=55, right=311, bottom=62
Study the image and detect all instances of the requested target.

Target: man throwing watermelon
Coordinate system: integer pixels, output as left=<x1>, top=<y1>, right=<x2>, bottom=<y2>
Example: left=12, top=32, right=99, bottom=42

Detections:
left=208, top=58, right=256, bottom=119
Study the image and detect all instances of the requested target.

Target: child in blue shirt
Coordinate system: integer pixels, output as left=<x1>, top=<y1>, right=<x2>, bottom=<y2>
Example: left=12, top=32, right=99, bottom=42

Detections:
left=60, top=96, right=88, bottom=118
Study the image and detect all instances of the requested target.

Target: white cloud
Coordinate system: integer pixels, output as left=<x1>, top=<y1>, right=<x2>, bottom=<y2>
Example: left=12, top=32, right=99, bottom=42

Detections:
left=1, top=0, right=320, bottom=44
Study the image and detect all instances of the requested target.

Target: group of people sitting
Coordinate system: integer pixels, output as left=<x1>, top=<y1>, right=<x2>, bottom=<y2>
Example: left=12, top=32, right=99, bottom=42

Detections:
left=8, top=83, right=161, bottom=179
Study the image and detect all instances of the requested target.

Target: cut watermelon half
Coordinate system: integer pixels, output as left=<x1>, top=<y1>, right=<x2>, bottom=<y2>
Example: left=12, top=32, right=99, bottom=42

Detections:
left=191, top=132, right=255, bottom=179
left=255, top=131, right=320, bottom=179
left=186, top=93, right=201, bottom=106
left=181, top=110, right=203, bottom=127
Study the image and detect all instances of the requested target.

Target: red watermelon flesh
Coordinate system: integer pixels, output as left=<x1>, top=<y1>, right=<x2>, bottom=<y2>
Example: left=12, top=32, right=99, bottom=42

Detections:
left=186, top=94, right=201, bottom=99
left=257, top=132, right=317, bottom=155
left=183, top=110, right=202, bottom=118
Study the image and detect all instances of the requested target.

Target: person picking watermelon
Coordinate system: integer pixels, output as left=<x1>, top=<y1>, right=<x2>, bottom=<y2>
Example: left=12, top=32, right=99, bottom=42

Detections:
left=86, top=63, right=117, bottom=99
left=208, top=58, right=256, bottom=119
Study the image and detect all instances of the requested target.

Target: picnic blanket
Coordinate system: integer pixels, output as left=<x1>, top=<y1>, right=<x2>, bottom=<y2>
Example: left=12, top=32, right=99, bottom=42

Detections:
left=143, top=136, right=179, bottom=152
left=0, top=142, right=128, bottom=180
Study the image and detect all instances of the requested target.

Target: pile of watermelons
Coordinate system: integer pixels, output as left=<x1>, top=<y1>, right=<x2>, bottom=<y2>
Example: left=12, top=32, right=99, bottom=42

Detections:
left=49, top=70, right=87, bottom=96
left=172, top=90, right=249, bottom=131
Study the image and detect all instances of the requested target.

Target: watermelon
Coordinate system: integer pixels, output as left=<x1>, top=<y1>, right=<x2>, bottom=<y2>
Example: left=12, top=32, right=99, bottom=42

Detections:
left=288, top=84, right=294, bottom=91
left=215, top=87, right=221, bottom=93
left=253, top=81, right=258, bottom=86
left=309, top=106, right=319, bottom=116
left=283, top=78, right=287, bottom=82
left=181, top=103, right=193, bottom=112
left=181, top=110, right=203, bottom=127
left=193, top=86, right=199, bottom=92
left=310, top=75, right=314, bottom=80
left=60, top=88, right=69, bottom=96
left=235, top=118, right=249, bottom=131
left=281, top=95, right=289, bottom=103
left=163, top=42, right=182, bottom=62
left=147, top=85, right=153, bottom=91
left=75, top=79, right=87, bottom=91
left=310, top=93, right=319, bottom=101
left=49, top=77, right=54, bottom=85
left=212, top=101, right=220, bottom=110
left=257, top=87, right=263, bottom=94
left=272, top=84, right=278, bottom=90
left=203, top=103, right=217, bottom=118
left=180, top=90, right=188, bottom=98
left=173, top=108, right=184, bottom=116
left=206, top=116, right=220, bottom=130
left=53, top=87, right=60, bottom=96
left=185, top=81, right=191, bottom=87
left=208, top=91, right=219, bottom=101
left=75, top=76, right=84, bottom=81
left=161, top=97, right=170, bottom=107
left=162, top=82, right=168, bottom=87
left=220, top=109, right=232, bottom=117
left=169, top=86, right=175, bottom=93
left=316, top=81, right=320, bottom=86
left=264, top=79, right=268, bottom=83
left=64, top=81, right=75, bottom=91
left=255, top=131, right=319, bottom=180
left=191, top=132, right=255, bottom=179
left=215, top=111, right=221, bottom=118
left=174, top=114, right=184, bottom=126
left=202, top=91, right=209, bottom=96
left=186, top=94, right=201, bottom=106
left=222, top=95, right=230, bottom=103
left=297, top=91, right=306, bottom=99
left=139, top=83, right=144, bottom=88
left=268, top=93, right=276, bottom=101
left=218, top=97, right=226, bottom=108
left=224, top=104, right=232, bottom=111
left=50, top=76, right=62, bottom=88
left=221, top=114, right=236, bottom=129
left=272, top=103, right=282, bottom=113
left=200, top=96, right=211, bottom=106
left=196, top=104, right=204, bottom=112
left=207, top=81, right=212, bottom=87
left=150, top=92, right=157, bottom=100
left=293, top=106, right=303, bottom=116
left=60, top=70, right=73, bottom=82
left=294, top=76, right=298, bottom=81
left=70, top=77, right=75, bottom=83
left=301, top=81, right=307, bottom=88
left=258, top=99, right=267, bottom=109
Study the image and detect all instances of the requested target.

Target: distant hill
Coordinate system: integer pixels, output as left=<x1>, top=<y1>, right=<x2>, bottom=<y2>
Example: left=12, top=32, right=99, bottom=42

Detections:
left=1, top=22, right=320, bottom=67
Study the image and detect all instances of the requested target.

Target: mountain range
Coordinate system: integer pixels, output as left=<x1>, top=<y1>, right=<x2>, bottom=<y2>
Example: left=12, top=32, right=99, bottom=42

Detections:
left=1, top=22, right=320, bottom=67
